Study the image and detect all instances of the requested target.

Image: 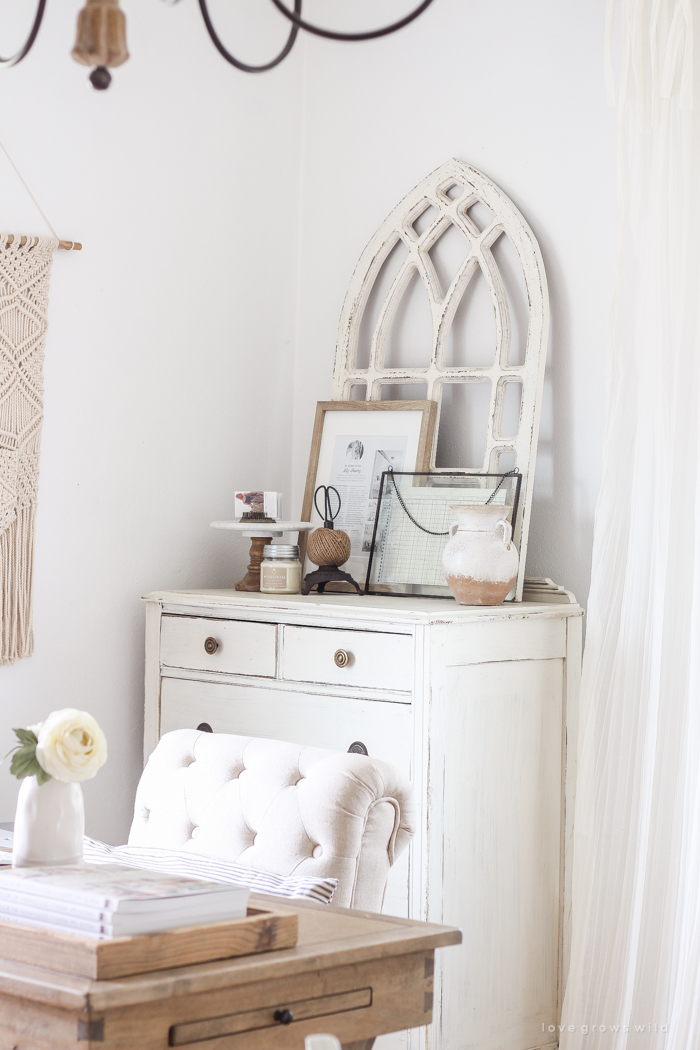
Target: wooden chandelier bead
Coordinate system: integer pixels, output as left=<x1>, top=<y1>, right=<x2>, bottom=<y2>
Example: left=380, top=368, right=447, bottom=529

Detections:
left=307, top=528, right=351, bottom=568
left=72, top=0, right=129, bottom=69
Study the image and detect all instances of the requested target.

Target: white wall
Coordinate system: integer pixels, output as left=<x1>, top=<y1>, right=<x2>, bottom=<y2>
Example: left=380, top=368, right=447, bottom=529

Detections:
left=0, top=0, right=615, bottom=838
left=0, top=0, right=304, bottom=839
left=291, top=0, right=617, bottom=608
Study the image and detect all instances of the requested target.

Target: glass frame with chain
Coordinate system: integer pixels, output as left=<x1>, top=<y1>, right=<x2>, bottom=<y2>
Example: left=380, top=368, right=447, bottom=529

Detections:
left=365, top=471, right=522, bottom=597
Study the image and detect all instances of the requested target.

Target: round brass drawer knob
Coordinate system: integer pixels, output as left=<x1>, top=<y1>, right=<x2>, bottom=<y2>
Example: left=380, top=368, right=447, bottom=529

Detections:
left=204, top=637, right=219, bottom=655
left=334, top=648, right=350, bottom=668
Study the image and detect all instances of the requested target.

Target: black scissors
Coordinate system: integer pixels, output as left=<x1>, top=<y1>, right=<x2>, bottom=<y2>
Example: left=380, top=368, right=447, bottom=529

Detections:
left=314, top=485, right=341, bottom=529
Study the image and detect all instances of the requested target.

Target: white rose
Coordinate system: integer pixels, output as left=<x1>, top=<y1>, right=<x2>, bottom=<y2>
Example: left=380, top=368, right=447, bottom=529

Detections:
left=35, top=709, right=107, bottom=783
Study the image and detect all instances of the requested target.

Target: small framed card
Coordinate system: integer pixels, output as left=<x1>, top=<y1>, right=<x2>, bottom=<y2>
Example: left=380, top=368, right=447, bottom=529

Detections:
left=234, top=491, right=282, bottom=519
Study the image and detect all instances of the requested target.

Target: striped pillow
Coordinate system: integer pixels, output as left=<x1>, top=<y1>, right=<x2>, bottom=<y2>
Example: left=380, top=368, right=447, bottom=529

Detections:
left=82, top=838, right=337, bottom=905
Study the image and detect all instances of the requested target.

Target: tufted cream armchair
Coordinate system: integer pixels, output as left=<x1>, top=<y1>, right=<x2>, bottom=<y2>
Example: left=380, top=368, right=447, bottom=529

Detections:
left=129, top=729, right=415, bottom=911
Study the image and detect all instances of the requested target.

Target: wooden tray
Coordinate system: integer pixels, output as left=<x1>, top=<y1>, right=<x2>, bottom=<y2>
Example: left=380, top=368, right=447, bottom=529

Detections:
left=0, top=904, right=298, bottom=980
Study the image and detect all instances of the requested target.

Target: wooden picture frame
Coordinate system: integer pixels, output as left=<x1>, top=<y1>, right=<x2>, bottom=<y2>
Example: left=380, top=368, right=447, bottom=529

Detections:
left=301, top=401, right=437, bottom=583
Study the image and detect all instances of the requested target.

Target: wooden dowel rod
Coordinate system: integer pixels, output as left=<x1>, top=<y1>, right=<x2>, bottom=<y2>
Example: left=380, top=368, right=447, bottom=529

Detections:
left=3, top=234, right=82, bottom=251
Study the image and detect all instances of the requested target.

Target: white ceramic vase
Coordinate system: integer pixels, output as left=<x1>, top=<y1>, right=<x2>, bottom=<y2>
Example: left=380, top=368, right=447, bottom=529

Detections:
left=12, top=776, right=84, bottom=868
left=442, top=504, right=519, bottom=606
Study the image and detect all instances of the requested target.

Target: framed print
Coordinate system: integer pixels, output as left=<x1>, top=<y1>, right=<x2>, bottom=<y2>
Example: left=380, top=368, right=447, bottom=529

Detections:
left=301, top=401, right=437, bottom=584
left=365, top=470, right=522, bottom=598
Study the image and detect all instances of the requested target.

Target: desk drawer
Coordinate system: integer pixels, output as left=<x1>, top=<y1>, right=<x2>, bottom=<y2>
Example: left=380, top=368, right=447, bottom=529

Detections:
left=281, top=626, right=413, bottom=693
left=148, top=951, right=433, bottom=1050
left=170, top=987, right=372, bottom=1044
left=161, top=615, right=276, bottom=678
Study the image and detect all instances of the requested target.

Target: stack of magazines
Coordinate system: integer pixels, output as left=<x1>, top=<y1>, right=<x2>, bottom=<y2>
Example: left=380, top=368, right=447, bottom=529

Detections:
left=0, top=864, right=249, bottom=938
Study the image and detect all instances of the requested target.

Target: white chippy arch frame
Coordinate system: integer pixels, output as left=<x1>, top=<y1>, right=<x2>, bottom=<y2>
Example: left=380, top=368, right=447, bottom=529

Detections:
left=331, top=158, right=549, bottom=600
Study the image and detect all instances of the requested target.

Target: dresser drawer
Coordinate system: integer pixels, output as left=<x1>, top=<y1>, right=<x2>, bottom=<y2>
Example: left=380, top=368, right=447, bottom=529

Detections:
left=280, top=626, right=413, bottom=693
left=159, top=677, right=412, bottom=779
left=158, top=676, right=412, bottom=918
left=160, top=615, right=277, bottom=678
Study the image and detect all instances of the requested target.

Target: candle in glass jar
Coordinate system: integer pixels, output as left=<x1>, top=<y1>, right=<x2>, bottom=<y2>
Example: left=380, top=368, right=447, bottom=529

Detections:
left=260, top=544, right=302, bottom=594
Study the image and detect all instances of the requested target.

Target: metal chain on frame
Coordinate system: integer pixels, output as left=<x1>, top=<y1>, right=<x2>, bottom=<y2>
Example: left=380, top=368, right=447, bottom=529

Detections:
left=386, top=468, right=519, bottom=537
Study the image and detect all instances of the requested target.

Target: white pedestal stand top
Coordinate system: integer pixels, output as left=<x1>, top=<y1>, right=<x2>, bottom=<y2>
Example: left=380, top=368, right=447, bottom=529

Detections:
left=210, top=521, right=313, bottom=538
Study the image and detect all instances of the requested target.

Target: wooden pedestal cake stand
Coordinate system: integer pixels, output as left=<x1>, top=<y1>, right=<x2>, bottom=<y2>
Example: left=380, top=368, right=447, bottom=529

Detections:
left=210, top=521, right=313, bottom=592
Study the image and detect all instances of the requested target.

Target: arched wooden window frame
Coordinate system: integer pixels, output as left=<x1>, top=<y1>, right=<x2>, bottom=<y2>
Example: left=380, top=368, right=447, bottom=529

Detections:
left=331, top=158, right=549, bottom=600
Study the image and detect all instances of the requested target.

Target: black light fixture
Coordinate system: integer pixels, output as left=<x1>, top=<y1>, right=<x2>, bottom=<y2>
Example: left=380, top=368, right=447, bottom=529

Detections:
left=0, top=0, right=436, bottom=88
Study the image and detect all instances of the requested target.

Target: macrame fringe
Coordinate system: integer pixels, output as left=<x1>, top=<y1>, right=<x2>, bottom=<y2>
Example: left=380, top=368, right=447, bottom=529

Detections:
left=0, top=234, right=55, bottom=665
left=1, top=507, right=36, bottom=664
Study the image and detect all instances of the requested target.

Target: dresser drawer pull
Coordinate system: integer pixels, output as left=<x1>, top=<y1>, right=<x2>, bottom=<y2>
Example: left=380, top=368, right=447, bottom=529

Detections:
left=273, top=1009, right=294, bottom=1025
left=334, top=648, right=350, bottom=668
left=196, top=722, right=213, bottom=733
left=204, top=637, right=219, bottom=655
left=348, top=741, right=369, bottom=756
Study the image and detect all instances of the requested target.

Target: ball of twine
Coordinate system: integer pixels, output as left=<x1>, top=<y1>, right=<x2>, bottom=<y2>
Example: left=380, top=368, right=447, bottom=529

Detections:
left=307, top=527, right=351, bottom=567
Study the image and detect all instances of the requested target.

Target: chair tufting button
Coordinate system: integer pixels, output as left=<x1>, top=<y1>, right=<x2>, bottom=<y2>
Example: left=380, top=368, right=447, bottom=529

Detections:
left=312, top=844, right=323, bottom=858
left=191, top=827, right=200, bottom=839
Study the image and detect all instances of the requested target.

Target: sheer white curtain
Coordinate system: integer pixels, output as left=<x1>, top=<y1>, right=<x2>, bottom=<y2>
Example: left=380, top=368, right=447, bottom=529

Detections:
left=560, top=2, right=700, bottom=1048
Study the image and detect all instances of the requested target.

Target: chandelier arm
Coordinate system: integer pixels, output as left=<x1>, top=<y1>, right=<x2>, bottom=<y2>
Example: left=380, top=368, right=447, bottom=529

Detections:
left=0, top=0, right=47, bottom=67
left=266, top=0, right=435, bottom=42
left=198, top=0, right=301, bottom=72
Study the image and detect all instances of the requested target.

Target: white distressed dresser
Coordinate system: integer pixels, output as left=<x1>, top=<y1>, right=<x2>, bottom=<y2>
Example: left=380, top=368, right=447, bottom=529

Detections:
left=143, top=582, right=582, bottom=1050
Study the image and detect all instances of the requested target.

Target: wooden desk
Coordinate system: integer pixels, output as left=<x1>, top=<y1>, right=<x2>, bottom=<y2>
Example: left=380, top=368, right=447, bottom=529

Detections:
left=0, top=894, right=461, bottom=1049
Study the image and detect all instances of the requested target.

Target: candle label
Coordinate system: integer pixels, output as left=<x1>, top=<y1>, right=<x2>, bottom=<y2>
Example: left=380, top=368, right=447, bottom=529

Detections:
left=261, top=566, right=288, bottom=590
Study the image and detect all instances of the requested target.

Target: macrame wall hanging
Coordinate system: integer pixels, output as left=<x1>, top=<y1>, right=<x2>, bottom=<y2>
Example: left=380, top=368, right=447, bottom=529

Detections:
left=0, top=141, right=80, bottom=664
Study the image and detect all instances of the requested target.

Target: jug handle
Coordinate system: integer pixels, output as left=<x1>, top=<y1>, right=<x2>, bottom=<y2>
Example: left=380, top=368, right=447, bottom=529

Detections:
left=496, top=518, right=512, bottom=550
left=449, top=521, right=458, bottom=538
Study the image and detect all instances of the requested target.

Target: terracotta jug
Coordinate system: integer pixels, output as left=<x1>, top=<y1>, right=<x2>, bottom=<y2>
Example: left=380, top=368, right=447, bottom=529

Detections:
left=442, top=504, right=519, bottom=605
